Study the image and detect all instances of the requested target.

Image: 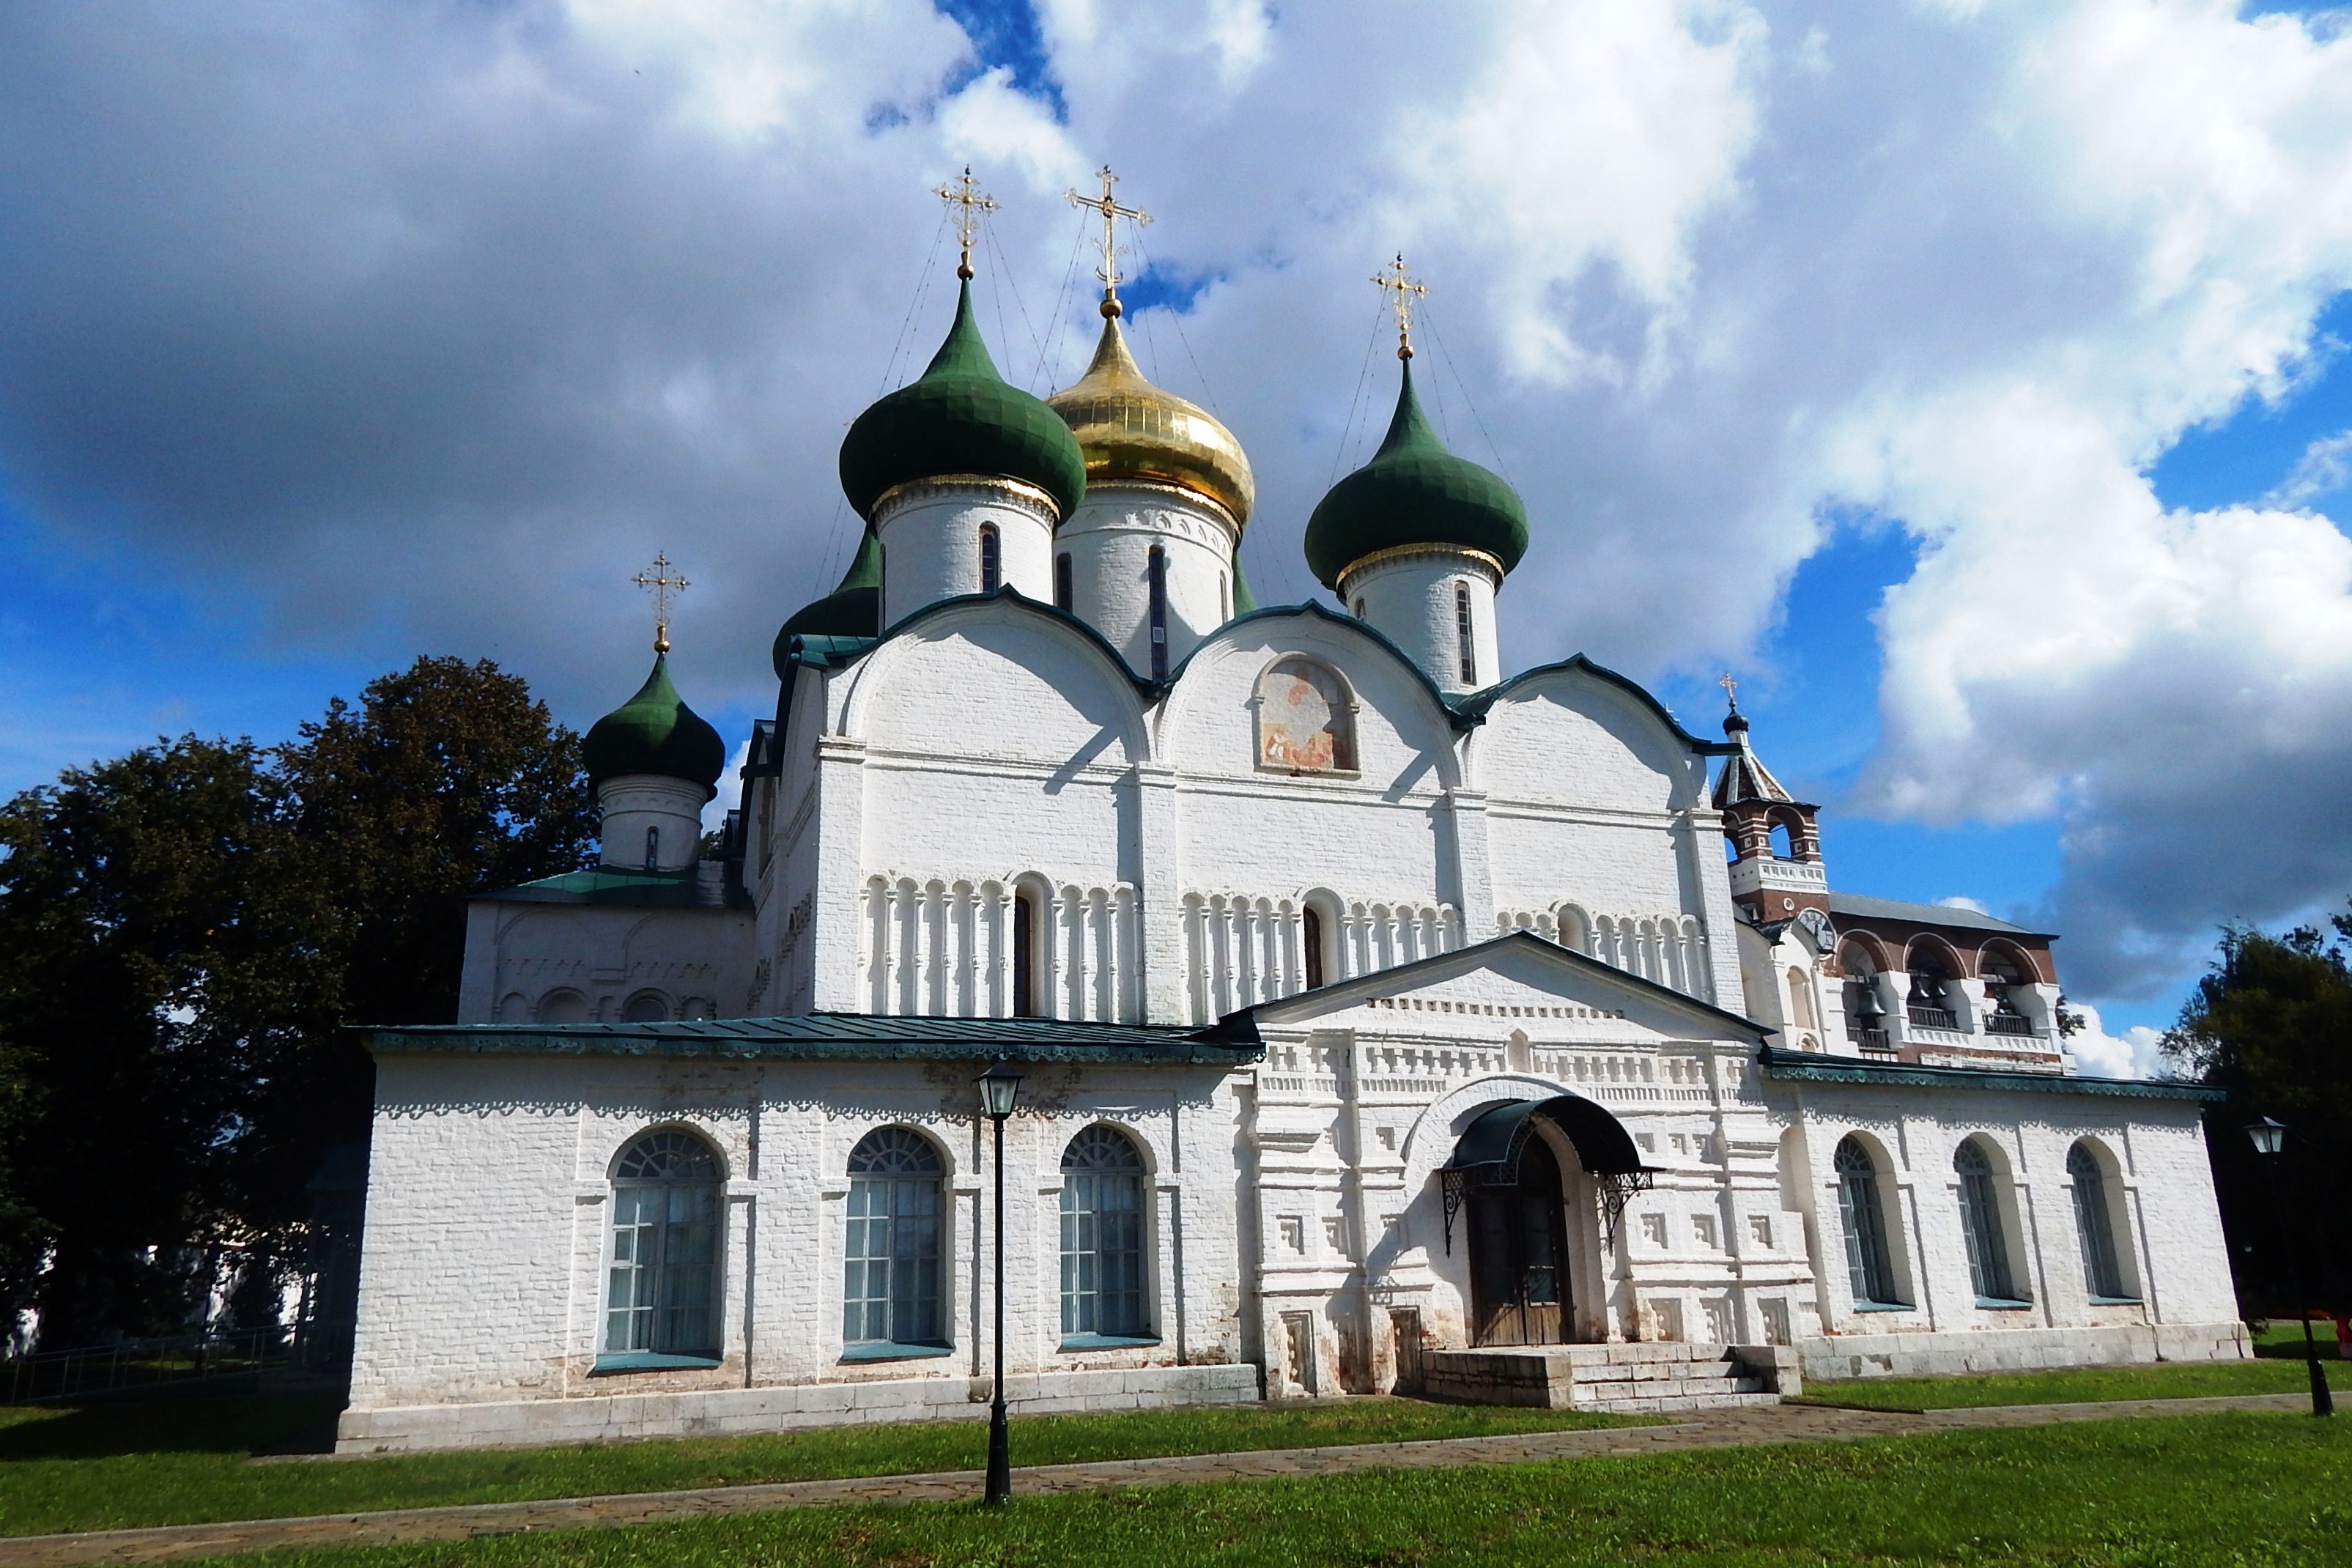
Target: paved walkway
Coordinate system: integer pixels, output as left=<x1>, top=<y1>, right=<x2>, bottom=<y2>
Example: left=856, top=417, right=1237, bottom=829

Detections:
left=0, top=1392, right=2310, bottom=1567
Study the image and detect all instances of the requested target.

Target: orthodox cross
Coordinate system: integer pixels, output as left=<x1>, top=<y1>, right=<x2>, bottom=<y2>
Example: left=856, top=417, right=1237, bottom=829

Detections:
left=632, top=553, right=688, bottom=654
left=1719, top=672, right=1739, bottom=713
left=1065, top=165, right=1150, bottom=316
left=934, top=167, right=997, bottom=281
left=1373, top=254, right=1427, bottom=359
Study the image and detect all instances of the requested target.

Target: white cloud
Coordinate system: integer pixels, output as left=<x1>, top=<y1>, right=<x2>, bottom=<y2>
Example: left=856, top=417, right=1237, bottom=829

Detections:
left=2267, top=428, right=2352, bottom=508
left=2066, top=1002, right=2170, bottom=1081
left=1935, top=895, right=1989, bottom=914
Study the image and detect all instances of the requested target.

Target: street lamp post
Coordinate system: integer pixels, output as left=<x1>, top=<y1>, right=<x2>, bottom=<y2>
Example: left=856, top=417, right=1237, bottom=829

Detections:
left=977, top=1060, right=1024, bottom=1503
left=2244, top=1117, right=2333, bottom=1418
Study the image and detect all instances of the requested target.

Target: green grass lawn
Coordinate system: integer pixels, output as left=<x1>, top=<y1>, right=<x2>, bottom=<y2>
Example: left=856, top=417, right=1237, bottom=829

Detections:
left=0, top=1394, right=1639, bottom=1538
left=1795, top=1350, right=2352, bottom=1410
left=193, top=1412, right=2351, bottom=1567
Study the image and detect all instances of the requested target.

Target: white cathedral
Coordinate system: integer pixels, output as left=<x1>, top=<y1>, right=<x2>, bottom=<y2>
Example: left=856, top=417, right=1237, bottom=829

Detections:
left=336, top=225, right=2243, bottom=1454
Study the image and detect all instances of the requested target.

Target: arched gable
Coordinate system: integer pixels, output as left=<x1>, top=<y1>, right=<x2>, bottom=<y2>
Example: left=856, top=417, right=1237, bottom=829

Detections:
left=838, top=594, right=1151, bottom=769
left=1155, top=607, right=1462, bottom=791
left=1465, top=661, right=1711, bottom=813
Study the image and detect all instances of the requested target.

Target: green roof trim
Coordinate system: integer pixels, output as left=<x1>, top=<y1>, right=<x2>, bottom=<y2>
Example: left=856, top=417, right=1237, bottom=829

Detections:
left=775, top=528, right=883, bottom=678
left=475, top=865, right=748, bottom=910
left=363, top=1010, right=1262, bottom=1066
left=837, top=279, right=1087, bottom=522
left=1303, top=360, right=1528, bottom=590
left=1232, top=558, right=1257, bottom=615
left=1756, top=1046, right=2222, bottom=1102
left=583, top=654, right=728, bottom=790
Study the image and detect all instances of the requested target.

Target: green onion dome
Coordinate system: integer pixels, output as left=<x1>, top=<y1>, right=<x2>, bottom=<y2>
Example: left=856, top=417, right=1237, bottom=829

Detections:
left=1303, top=361, right=1528, bottom=591
left=583, top=654, right=728, bottom=791
left=838, top=279, right=1087, bottom=522
left=772, top=527, right=881, bottom=678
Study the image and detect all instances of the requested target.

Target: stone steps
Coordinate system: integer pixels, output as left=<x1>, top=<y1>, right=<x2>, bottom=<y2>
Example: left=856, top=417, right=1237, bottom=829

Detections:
left=1422, top=1343, right=1799, bottom=1415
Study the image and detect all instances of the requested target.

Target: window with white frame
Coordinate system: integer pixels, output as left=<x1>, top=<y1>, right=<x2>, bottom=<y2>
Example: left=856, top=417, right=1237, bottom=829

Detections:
left=2068, top=1141, right=2131, bottom=1301
left=843, top=1128, right=946, bottom=1350
left=1955, top=1139, right=2021, bottom=1303
left=1833, top=1136, right=1902, bottom=1307
left=1060, top=1125, right=1147, bottom=1341
left=604, top=1129, right=722, bottom=1359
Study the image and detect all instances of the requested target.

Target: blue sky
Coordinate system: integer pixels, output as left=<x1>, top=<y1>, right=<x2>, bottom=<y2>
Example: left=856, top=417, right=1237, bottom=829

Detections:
left=4, top=0, right=2351, bottom=1067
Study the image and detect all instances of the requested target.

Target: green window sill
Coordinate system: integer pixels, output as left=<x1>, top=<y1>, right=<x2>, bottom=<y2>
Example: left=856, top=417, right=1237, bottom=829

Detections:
left=1975, top=1297, right=2035, bottom=1311
left=1851, top=1301, right=1914, bottom=1313
left=2088, top=1295, right=2145, bottom=1306
left=1059, top=1333, right=1160, bottom=1351
left=840, top=1341, right=955, bottom=1364
left=591, top=1351, right=722, bottom=1375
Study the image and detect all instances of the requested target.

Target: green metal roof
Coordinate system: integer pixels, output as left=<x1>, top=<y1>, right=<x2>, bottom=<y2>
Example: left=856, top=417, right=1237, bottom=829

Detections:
left=1303, top=360, right=1528, bottom=590
left=475, top=865, right=749, bottom=910
left=837, top=279, right=1087, bottom=522
left=365, top=1010, right=1262, bottom=1065
left=1756, top=1046, right=2219, bottom=1101
left=1827, top=893, right=2056, bottom=941
left=583, top=654, right=728, bottom=790
left=774, top=528, right=882, bottom=678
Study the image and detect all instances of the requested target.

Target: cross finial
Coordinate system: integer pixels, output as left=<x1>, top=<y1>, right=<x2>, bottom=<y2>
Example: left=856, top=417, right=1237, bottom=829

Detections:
left=1065, top=164, right=1151, bottom=318
left=1373, top=254, right=1428, bottom=360
left=632, top=552, right=689, bottom=654
left=1719, top=671, right=1739, bottom=712
left=934, top=167, right=998, bottom=281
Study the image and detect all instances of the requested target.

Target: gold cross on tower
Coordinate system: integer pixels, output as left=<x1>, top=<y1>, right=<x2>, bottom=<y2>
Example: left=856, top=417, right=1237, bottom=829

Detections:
left=632, top=552, right=689, bottom=654
left=1719, top=672, right=1740, bottom=713
left=933, top=167, right=998, bottom=281
left=1373, top=254, right=1428, bottom=360
left=1065, top=165, right=1151, bottom=317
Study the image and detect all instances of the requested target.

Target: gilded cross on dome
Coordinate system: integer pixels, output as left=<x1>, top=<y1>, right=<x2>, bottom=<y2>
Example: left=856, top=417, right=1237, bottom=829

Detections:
left=632, top=553, right=689, bottom=654
left=1374, top=254, right=1427, bottom=360
left=1719, top=671, right=1739, bottom=712
left=1065, top=165, right=1151, bottom=317
left=933, top=167, right=998, bottom=281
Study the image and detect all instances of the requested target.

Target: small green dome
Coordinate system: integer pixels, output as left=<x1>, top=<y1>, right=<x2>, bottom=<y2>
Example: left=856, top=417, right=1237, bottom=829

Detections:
left=584, top=653, right=727, bottom=791
left=773, top=527, right=882, bottom=678
left=1303, top=361, right=1528, bottom=591
left=838, top=280, right=1087, bottom=522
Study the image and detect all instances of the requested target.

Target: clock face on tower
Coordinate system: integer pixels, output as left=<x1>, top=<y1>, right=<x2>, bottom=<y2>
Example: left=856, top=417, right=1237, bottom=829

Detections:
left=1794, top=906, right=1834, bottom=954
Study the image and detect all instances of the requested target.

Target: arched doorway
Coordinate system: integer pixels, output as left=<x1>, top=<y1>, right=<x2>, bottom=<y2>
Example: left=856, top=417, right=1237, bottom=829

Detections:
left=1468, top=1135, right=1569, bottom=1345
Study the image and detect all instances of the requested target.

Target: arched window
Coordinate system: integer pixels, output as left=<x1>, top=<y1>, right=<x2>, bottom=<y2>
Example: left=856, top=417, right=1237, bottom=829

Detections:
left=539, top=989, right=590, bottom=1024
left=1147, top=545, right=1169, bottom=680
left=1833, top=1136, right=1901, bottom=1307
left=1768, top=821, right=1794, bottom=859
left=1454, top=582, right=1476, bottom=685
left=644, top=825, right=661, bottom=870
left=843, top=1128, right=946, bottom=1351
left=1955, top=1139, right=2019, bottom=1303
left=1982, top=947, right=2033, bottom=1035
left=978, top=524, right=1001, bottom=593
left=2067, top=1142, right=2129, bottom=1301
left=1256, top=658, right=1357, bottom=773
left=1723, top=830, right=1742, bottom=863
left=1013, top=891, right=1040, bottom=1018
left=1060, top=1126, right=1147, bottom=1341
left=1786, top=968, right=1816, bottom=1032
left=605, top=1129, right=722, bottom=1359
left=1556, top=904, right=1592, bottom=956
left=1301, top=905, right=1328, bottom=990
left=1907, top=948, right=1956, bottom=1029
left=621, top=991, right=670, bottom=1024
left=1054, top=551, right=1073, bottom=610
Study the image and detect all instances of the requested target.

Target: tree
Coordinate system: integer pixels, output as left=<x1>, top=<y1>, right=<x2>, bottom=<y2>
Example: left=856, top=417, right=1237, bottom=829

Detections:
left=0, top=657, right=596, bottom=1345
left=2163, top=906, right=2352, bottom=1314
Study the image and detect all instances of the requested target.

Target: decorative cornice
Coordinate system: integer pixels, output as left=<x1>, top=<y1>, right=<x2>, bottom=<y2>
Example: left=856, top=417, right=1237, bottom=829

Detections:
left=1334, top=542, right=1505, bottom=596
left=1062, top=477, right=1241, bottom=542
left=870, top=473, right=1062, bottom=527
left=1755, top=1046, right=2222, bottom=1101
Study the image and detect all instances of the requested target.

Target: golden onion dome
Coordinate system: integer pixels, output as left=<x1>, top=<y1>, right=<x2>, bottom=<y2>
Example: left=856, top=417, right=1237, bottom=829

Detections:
left=1046, top=313, right=1254, bottom=528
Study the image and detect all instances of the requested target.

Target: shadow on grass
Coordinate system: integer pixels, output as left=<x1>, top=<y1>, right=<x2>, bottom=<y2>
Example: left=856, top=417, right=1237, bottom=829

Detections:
left=0, top=1393, right=343, bottom=1461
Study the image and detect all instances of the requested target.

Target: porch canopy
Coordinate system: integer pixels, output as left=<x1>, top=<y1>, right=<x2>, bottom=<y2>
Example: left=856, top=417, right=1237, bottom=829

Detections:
left=1438, top=1095, right=1654, bottom=1251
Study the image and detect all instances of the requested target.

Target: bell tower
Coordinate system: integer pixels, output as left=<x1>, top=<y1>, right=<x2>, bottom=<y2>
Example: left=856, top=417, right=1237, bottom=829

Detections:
left=1713, top=679, right=1830, bottom=924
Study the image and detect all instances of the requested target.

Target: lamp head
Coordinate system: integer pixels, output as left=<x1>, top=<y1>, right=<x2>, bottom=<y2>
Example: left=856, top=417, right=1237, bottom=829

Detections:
left=977, top=1060, right=1024, bottom=1121
left=2244, top=1116, right=2287, bottom=1158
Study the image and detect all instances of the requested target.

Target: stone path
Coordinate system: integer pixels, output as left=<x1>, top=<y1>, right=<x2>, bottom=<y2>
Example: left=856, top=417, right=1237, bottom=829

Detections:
left=0, top=1393, right=2311, bottom=1567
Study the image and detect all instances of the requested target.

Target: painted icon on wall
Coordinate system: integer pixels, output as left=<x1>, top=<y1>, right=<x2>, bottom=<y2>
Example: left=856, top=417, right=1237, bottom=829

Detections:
left=1257, top=659, right=1356, bottom=773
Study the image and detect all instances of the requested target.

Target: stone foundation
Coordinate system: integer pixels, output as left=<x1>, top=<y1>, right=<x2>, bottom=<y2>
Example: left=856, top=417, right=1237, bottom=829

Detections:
left=1797, top=1320, right=2249, bottom=1383
left=1421, top=1342, right=1796, bottom=1413
left=336, top=1364, right=1263, bottom=1454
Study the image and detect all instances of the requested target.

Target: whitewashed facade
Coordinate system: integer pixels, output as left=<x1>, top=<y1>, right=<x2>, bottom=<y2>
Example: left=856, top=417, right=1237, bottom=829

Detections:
left=339, top=269, right=2243, bottom=1454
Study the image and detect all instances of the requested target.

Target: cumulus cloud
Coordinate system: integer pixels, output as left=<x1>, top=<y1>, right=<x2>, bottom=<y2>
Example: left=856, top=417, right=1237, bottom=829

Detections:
left=3, top=0, right=2352, bottom=1008
left=2267, top=428, right=2352, bottom=508
left=2066, top=1002, right=2170, bottom=1081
